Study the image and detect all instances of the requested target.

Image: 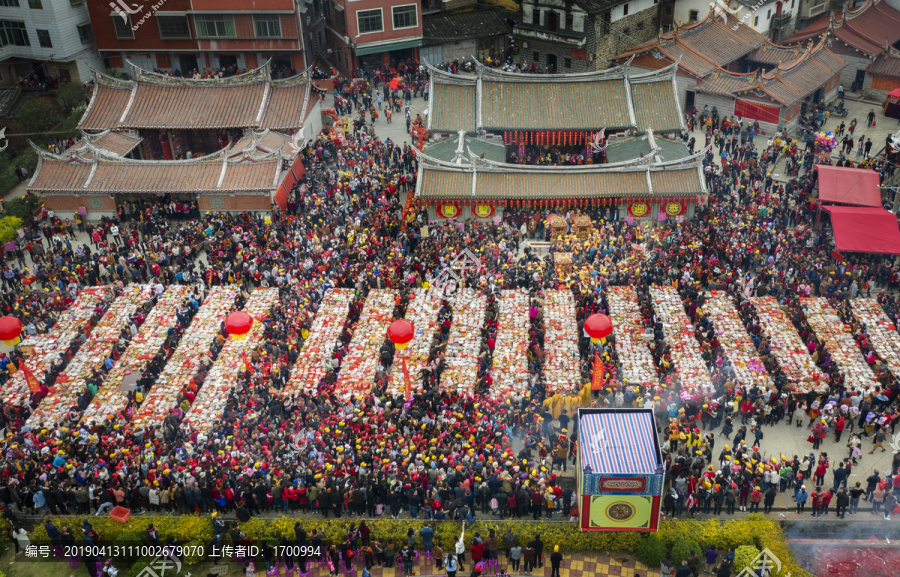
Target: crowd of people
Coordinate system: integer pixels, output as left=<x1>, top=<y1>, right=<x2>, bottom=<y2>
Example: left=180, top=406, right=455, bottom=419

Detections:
left=0, top=60, right=898, bottom=577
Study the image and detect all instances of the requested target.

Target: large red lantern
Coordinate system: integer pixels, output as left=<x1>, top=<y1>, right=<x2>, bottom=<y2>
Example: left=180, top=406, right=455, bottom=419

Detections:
left=387, top=319, right=414, bottom=350
left=584, top=313, right=613, bottom=344
left=225, top=311, right=254, bottom=340
left=0, top=316, right=22, bottom=346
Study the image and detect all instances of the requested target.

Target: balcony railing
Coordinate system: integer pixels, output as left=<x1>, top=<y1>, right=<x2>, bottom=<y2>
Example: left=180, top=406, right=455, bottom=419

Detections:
left=770, top=13, right=792, bottom=29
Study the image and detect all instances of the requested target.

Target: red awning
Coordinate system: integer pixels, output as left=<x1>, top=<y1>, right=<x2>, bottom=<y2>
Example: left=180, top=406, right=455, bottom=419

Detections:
left=815, top=165, right=882, bottom=207
left=822, top=205, right=900, bottom=255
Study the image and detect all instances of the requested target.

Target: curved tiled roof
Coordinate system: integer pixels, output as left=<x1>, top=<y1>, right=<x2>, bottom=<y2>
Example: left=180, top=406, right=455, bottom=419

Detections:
left=785, top=0, right=900, bottom=58
left=29, top=151, right=280, bottom=195
left=426, top=60, right=683, bottom=133
left=78, top=61, right=310, bottom=131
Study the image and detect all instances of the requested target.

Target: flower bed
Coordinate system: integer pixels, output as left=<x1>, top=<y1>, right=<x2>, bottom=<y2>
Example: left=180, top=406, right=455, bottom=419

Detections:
left=181, top=288, right=279, bottom=434
left=27, top=514, right=810, bottom=576
left=543, top=289, right=581, bottom=395
left=284, top=288, right=353, bottom=396
left=800, top=297, right=878, bottom=392
left=335, top=290, right=395, bottom=398
left=608, top=286, right=657, bottom=385
left=27, top=285, right=154, bottom=428
left=131, top=286, right=239, bottom=429
left=704, top=293, right=773, bottom=388
left=388, top=288, right=442, bottom=397
left=491, top=289, right=531, bottom=399
left=441, top=288, right=487, bottom=395
left=750, top=296, right=827, bottom=393
left=649, top=285, right=712, bottom=394
left=81, top=285, right=192, bottom=424
left=2, top=287, right=110, bottom=405
left=850, top=298, right=900, bottom=377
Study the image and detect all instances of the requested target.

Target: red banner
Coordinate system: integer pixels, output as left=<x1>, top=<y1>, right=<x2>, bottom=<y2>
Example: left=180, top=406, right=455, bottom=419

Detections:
left=21, top=360, right=40, bottom=394
left=664, top=202, right=686, bottom=216
left=734, top=99, right=781, bottom=124
left=241, top=351, right=254, bottom=374
left=591, top=354, right=605, bottom=391
left=437, top=203, right=461, bottom=219
left=628, top=202, right=651, bottom=218
left=472, top=204, right=495, bottom=218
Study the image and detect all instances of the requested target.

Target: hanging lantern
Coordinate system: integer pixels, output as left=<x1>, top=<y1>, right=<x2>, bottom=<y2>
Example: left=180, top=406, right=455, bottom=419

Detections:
left=225, top=311, right=254, bottom=341
left=0, top=316, right=22, bottom=346
left=584, top=313, right=613, bottom=345
left=387, top=319, right=414, bottom=350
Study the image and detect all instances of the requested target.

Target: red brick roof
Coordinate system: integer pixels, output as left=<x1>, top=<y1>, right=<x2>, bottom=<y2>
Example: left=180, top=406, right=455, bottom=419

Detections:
left=78, top=62, right=310, bottom=131
left=67, top=130, right=143, bottom=157
left=785, top=0, right=900, bottom=58
left=29, top=152, right=280, bottom=195
left=698, top=40, right=846, bottom=105
left=868, top=47, right=900, bottom=80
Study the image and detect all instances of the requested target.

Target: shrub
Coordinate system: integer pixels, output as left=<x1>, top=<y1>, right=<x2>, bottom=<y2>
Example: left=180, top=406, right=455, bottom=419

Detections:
left=733, top=544, right=761, bottom=575
left=636, top=534, right=667, bottom=568
left=0, top=216, right=22, bottom=243
left=3, top=194, right=40, bottom=221
left=670, top=539, right=702, bottom=567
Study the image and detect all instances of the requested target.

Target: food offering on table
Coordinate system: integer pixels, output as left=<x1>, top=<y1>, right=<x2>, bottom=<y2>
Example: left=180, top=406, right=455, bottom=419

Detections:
left=648, top=285, right=712, bottom=395
left=182, top=288, right=279, bottom=434
left=750, top=296, right=827, bottom=393
left=132, top=286, right=240, bottom=429
left=27, top=285, right=155, bottom=428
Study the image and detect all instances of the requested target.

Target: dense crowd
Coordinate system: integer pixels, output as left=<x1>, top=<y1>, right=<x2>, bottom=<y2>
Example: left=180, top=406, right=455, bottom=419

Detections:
left=0, top=66, right=898, bottom=557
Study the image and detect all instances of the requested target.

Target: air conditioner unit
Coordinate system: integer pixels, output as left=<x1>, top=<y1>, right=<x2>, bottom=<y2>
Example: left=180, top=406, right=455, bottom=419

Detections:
left=802, top=2, right=827, bottom=18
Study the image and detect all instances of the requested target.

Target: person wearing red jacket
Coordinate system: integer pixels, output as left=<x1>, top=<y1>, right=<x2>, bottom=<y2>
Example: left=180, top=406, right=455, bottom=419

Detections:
left=835, top=416, right=846, bottom=442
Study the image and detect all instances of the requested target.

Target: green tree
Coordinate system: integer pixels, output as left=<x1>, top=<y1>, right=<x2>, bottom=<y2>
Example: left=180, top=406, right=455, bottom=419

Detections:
left=670, top=539, right=703, bottom=567
left=16, top=98, right=62, bottom=135
left=53, top=81, right=91, bottom=116
left=636, top=534, right=667, bottom=568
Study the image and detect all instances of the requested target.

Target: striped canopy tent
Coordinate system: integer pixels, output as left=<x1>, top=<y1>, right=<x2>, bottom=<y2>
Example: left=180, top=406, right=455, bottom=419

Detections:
left=576, top=408, right=664, bottom=532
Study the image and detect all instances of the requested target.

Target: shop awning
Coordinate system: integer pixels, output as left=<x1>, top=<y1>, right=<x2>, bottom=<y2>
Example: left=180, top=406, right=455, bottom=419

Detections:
left=822, top=205, right=900, bottom=255
left=355, top=38, right=422, bottom=57
left=815, top=165, right=882, bottom=207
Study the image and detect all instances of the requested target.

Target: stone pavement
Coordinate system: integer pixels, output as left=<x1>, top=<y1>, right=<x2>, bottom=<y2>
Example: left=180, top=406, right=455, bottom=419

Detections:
left=262, top=553, right=653, bottom=577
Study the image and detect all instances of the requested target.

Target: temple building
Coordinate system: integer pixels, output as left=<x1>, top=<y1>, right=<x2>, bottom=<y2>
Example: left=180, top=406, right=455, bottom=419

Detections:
left=614, top=9, right=847, bottom=131
left=29, top=61, right=319, bottom=218
left=417, top=61, right=707, bottom=223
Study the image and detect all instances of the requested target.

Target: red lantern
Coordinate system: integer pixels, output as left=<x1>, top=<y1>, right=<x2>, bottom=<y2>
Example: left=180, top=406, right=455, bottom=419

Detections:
left=225, top=311, right=254, bottom=340
left=387, top=319, right=414, bottom=350
left=584, top=313, right=613, bottom=344
left=0, top=316, right=22, bottom=346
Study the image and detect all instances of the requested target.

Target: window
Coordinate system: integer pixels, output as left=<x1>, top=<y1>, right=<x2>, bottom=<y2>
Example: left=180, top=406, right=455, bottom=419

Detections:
left=564, top=57, right=571, bottom=68
left=533, top=51, right=540, bottom=62
left=70, top=0, right=85, bottom=5
left=565, top=13, right=573, bottom=29
left=638, top=21, right=644, bottom=29
left=689, top=9, right=698, bottom=20
left=0, top=20, right=29, bottom=46
left=254, top=15, right=281, bottom=37
left=36, top=29, right=51, bottom=47
left=195, top=15, right=236, bottom=38
left=767, top=9, right=771, bottom=18
left=392, top=5, right=416, bottom=29
left=28, top=0, right=41, bottom=8
left=357, top=9, right=383, bottom=34
left=157, top=15, right=190, bottom=39
left=0, top=0, right=20, bottom=7
left=665, top=6, right=672, bottom=14
left=77, top=23, right=93, bottom=44
left=111, top=15, right=133, bottom=39
left=754, top=15, right=759, bottom=25
left=623, top=3, right=629, bottom=15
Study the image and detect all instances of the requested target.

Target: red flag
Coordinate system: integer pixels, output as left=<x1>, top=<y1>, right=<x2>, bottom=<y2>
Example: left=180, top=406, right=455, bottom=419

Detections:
left=241, top=351, right=254, bottom=374
left=591, top=354, right=605, bottom=391
left=402, top=359, right=412, bottom=400
left=21, top=360, right=40, bottom=394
